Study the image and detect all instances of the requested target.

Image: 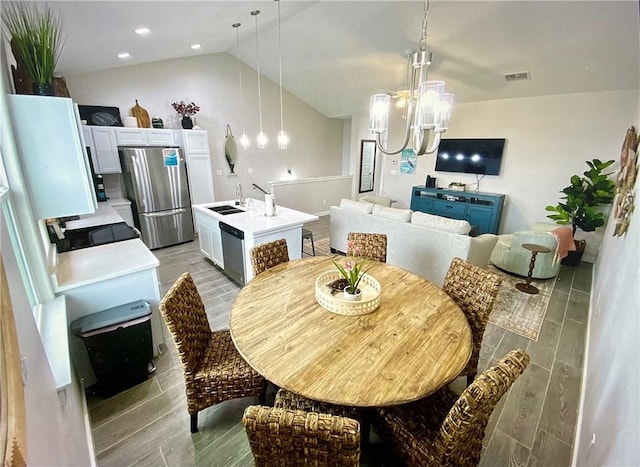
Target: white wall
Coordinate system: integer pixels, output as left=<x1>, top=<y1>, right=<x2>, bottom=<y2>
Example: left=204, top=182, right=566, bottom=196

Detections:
left=65, top=52, right=344, bottom=203
left=574, top=180, right=639, bottom=465
left=353, top=90, right=638, bottom=260
left=1, top=204, right=94, bottom=466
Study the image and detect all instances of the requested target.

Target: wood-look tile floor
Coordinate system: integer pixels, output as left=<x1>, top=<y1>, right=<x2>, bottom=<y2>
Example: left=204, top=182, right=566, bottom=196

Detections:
left=87, top=216, right=589, bottom=466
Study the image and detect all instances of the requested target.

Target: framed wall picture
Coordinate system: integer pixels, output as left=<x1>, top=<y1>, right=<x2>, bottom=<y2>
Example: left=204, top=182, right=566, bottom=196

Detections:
left=359, top=140, right=376, bottom=193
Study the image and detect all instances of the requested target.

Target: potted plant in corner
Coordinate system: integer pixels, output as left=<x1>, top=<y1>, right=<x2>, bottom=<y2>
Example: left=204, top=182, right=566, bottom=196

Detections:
left=2, top=1, right=65, bottom=96
left=545, top=158, right=616, bottom=266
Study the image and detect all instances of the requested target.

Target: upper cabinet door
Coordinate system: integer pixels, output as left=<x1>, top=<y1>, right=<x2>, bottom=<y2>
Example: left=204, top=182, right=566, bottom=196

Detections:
left=115, top=128, right=148, bottom=146
left=91, top=127, right=122, bottom=173
left=182, top=130, right=209, bottom=154
left=148, top=129, right=179, bottom=146
left=7, top=95, right=97, bottom=219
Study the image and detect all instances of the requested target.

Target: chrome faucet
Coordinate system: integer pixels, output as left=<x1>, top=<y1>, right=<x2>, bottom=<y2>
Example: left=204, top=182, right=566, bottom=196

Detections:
left=236, top=182, right=244, bottom=206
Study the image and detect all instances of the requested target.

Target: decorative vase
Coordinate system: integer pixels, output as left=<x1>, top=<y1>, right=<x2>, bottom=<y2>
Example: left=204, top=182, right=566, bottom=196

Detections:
left=343, top=287, right=362, bottom=301
left=32, top=82, right=55, bottom=96
left=151, top=116, right=164, bottom=128
left=181, top=116, right=193, bottom=129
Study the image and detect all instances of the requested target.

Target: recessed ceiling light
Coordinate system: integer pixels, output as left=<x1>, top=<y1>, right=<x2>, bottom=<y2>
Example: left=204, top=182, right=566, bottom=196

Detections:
left=135, top=27, right=150, bottom=35
left=118, top=52, right=131, bottom=59
left=191, top=44, right=201, bottom=50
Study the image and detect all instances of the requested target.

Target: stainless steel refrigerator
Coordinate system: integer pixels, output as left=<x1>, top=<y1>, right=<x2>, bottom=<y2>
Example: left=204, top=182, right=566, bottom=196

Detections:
left=119, top=147, right=194, bottom=249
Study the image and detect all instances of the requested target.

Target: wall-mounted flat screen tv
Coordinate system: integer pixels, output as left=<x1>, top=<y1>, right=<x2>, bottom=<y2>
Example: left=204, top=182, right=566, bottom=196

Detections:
left=435, top=138, right=506, bottom=175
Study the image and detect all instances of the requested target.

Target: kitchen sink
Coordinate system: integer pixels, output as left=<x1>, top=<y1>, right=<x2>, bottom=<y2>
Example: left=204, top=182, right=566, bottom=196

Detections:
left=208, top=205, right=245, bottom=215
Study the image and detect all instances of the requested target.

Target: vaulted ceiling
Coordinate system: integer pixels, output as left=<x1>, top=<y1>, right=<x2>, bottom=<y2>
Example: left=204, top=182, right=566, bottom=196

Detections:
left=25, top=1, right=640, bottom=118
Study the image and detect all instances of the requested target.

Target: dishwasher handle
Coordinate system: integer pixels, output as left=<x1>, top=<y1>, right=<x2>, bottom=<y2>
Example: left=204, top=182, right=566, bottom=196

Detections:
left=219, top=221, right=244, bottom=240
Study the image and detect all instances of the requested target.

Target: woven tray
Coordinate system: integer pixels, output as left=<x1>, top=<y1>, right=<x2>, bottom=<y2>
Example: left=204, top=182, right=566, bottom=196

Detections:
left=315, top=271, right=381, bottom=316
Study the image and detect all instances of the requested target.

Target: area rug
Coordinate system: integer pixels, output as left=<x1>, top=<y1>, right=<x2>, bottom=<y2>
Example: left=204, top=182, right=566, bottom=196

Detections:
left=487, top=266, right=554, bottom=341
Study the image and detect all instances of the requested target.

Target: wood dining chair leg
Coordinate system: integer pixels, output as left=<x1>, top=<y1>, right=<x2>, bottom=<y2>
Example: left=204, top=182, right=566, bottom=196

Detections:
left=190, top=414, right=198, bottom=433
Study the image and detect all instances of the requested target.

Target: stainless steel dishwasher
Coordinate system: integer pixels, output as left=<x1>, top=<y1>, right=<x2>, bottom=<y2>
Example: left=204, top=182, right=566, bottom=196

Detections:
left=219, top=221, right=245, bottom=285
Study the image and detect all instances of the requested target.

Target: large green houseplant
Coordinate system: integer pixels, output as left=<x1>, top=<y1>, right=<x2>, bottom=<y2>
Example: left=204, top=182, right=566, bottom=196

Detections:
left=545, top=158, right=616, bottom=265
left=2, top=1, right=64, bottom=96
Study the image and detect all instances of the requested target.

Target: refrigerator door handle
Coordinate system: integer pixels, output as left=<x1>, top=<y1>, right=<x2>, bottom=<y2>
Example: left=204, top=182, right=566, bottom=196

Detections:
left=140, top=208, right=187, bottom=218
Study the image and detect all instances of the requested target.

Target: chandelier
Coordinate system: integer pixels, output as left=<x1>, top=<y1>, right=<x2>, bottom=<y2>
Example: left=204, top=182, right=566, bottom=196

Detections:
left=369, top=0, right=453, bottom=156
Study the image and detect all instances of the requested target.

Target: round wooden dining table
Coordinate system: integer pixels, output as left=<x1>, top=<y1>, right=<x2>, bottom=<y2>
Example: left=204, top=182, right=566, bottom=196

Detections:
left=229, top=256, right=472, bottom=407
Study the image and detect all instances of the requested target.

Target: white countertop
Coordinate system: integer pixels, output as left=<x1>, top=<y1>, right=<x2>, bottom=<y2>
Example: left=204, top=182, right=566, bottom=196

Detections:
left=53, top=238, right=159, bottom=292
left=51, top=200, right=158, bottom=292
left=193, top=199, right=318, bottom=234
left=64, top=200, right=129, bottom=230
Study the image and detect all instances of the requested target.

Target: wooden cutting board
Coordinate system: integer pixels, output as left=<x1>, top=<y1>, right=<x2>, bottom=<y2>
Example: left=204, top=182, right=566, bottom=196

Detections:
left=130, top=99, right=150, bottom=128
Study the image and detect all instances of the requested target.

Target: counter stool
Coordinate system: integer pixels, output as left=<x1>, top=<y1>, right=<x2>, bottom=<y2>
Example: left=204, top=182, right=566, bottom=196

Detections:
left=302, top=228, right=315, bottom=256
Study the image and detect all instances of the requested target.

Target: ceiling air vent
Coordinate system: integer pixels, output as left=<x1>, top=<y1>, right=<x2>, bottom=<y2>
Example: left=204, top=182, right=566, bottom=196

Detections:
left=504, top=71, right=531, bottom=82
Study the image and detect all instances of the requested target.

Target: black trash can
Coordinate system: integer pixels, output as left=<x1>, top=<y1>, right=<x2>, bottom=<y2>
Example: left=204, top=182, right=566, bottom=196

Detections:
left=71, top=300, right=155, bottom=397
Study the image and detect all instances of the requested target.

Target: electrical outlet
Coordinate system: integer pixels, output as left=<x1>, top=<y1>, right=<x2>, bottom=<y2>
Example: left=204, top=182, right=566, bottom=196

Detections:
left=248, top=168, right=253, bottom=174
left=322, top=199, right=326, bottom=205
left=391, top=169, right=398, bottom=175
left=216, top=170, right=222, bottom=176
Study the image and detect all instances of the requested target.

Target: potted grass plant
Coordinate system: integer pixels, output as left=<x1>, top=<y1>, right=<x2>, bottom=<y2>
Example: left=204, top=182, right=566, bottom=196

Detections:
left=545, top=158, right=616, bottom=265
left=2, top=1, right=65, bottom=96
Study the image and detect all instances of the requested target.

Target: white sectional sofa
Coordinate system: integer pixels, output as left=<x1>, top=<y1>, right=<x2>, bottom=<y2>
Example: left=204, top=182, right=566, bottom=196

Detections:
left=330, top=199, right=499, bottom=286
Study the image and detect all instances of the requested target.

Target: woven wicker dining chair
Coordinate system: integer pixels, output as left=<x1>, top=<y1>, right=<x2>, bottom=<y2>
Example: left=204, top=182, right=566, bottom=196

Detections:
left=242, top=405, right=361, bottom=466
left=443, top=257, right=502, bottom=386
left=249, top=238, right=290, bottom=276
left=373, top=348, right=530, bottom=467
left=347, top=232, right=387, bottom=262
left=159, top=272, right=267, bottom=433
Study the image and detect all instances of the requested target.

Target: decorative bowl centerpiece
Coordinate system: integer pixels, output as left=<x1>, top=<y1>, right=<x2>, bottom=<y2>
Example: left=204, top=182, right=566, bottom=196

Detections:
left=315, top=271, right=381, bottom=315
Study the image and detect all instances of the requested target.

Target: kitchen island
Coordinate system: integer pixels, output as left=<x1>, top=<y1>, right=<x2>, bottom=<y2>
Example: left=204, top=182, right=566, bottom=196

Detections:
left=193, top=199, right=318, bottom=285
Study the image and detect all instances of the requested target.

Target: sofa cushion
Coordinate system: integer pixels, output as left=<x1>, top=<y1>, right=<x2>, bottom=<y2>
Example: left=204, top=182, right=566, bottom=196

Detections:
left=411, top=211, right=471, bottom=235
left=371, top=205, right=412, bottom=222
left=340, top=199, right=374, bottom=214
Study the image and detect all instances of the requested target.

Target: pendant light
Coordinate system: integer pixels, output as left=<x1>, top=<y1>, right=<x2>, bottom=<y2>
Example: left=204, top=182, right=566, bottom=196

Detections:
left=251, top=10, right=267, bottom=149
left=233, top=23, right=250, bottom=149
left=275, top=0, right=288, bottom=149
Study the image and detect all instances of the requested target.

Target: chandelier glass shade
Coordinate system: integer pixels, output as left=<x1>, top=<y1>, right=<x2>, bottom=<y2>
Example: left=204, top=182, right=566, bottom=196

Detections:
left=369, top=0, right=453, bottom=156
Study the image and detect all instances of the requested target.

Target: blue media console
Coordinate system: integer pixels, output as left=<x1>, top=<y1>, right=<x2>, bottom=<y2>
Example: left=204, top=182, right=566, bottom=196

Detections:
left=410, top=186, right=505, bottom=235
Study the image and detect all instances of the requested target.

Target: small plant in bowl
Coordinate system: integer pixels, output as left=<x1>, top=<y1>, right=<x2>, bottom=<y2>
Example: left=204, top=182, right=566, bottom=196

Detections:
left=332, top=240, right=371, bottom=298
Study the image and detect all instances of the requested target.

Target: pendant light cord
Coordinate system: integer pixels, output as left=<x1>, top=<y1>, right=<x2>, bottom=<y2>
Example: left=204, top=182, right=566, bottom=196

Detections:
left=234, top=24, right=247, bottom=137
left=252, top=10, right=264, bottom=134
left=277, top=0, right=285, bottom=132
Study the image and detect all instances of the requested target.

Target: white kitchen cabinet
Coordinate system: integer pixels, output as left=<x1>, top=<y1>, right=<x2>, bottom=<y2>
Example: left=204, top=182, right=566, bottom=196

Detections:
left=182, top=130, right=214, bottom=205
left=194, top=208, right=223, bottom=267
left=115, top=128, right=148, bottom=146
left=182, top=129, right=210, bottom=153
left=148, top=129, right=179, bottom=146
left=91, top=127, right=122, bottom=173
left=7, top=95, right=97, bottom=219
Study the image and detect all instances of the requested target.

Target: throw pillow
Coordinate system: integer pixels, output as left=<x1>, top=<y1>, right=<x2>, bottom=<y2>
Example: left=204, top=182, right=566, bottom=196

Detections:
left=411, top=211, right=471, bottom=235
left=371, top=205, right=412, bottom=222
left=339, top=199, right=374, bottom=214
